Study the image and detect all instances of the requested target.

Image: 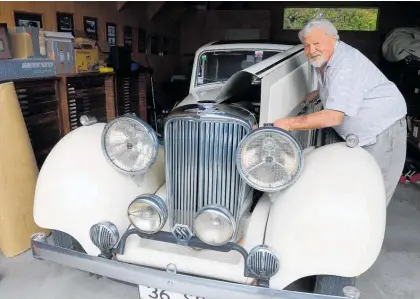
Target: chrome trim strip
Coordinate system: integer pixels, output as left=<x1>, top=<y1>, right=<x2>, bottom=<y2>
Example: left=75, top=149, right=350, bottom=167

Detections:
left=255, top=46, right=304, bottom=76
left=31, top=234, right=349, bottom=299
left=114, top=229, right=248, bottom=273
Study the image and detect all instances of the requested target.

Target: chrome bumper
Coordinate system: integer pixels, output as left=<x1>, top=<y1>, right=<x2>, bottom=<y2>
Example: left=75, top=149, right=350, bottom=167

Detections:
left=31, top=233, right=349, bottom=299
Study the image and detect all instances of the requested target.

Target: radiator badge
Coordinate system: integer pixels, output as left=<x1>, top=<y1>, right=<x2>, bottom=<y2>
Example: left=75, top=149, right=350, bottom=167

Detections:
left=171, top=224, right=193, bottom=245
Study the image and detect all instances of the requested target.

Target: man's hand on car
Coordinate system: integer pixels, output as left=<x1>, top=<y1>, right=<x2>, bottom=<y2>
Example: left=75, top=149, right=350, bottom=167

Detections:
left=252, top=90, right=320, bottom=131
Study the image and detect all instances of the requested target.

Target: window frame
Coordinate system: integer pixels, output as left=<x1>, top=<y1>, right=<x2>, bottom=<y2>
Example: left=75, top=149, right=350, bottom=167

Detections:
left=282, top=6, right=381, bottom=33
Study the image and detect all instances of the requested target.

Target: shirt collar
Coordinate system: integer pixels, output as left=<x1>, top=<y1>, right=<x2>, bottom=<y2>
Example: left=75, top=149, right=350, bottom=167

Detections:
left=325, top=40, right=340, bottom=69
left=315, top=40, right=340, bottom=78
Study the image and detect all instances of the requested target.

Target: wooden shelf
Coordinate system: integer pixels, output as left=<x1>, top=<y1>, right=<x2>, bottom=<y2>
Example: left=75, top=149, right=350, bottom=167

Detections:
left=6, top=70, right=149, bottom=168
left=115, top=72, right=148, bottom=121
left=58, top=71, right=115, bottom=78
left=13, top=78, right=61, bottom=169
left=58, top=72, right=116, bottom=135
left=0, top=76, right=59, bottom=85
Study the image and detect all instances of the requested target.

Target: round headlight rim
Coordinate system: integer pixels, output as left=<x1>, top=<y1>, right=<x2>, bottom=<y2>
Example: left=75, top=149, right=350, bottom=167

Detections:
left=236, top=126, right=304, bottom=193
left=193, top=204, right=237, bottom=247
left=127, top=194, right=168, bottom=234
left=246, top=244, right=280, bottom=279
left=101, top=115, right=159, bottom=174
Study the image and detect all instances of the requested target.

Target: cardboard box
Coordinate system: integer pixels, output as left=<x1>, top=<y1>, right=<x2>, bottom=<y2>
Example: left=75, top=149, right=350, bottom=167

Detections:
left=0, top=58, right=56, bottom=81
left=74, top=37, right=96, bottom=48
left=7, top=26, right=46, bottom=59
left=39, top=29, right=46, bottom=56
left=74, top=49, right=99, bottom=72
left=73, top=37, right=99, bottom=73
left=44, top=31, right=75, bottom=74
left=21, top=26, right=44, bottom=57
left=8, top=30, right=34, bottom=59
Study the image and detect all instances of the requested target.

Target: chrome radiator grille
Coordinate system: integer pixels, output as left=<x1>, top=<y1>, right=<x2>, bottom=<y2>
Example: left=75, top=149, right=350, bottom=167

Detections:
left=164, top=118, right=252, bottom=228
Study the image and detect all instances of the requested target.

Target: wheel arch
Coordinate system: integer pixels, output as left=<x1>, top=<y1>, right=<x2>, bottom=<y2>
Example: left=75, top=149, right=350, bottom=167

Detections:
left=263, top=142, right=386, bottom=289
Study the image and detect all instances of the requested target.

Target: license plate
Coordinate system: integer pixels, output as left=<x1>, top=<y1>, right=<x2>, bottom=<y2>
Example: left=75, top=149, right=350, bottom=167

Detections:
left=138, top=285, right=206, bottom=299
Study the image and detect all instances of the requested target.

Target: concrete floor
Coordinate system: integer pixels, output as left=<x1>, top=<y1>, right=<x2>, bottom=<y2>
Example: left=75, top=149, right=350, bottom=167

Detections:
left=0, top=184, right=419, bottom=299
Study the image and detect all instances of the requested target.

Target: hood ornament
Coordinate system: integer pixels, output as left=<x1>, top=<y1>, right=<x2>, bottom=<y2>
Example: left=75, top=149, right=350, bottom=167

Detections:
left=197, top=100, right=217, bottom=111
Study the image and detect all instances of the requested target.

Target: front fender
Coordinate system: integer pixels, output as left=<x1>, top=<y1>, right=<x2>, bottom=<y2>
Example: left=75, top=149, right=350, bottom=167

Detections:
left=33, top=123, right=165, bottom=255
left=265, top=142, right=386, bottom=289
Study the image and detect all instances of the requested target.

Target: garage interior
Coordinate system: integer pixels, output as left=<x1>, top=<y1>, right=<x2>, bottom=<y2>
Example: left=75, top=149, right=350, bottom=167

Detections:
left=0, top=1, right=420, bottom=299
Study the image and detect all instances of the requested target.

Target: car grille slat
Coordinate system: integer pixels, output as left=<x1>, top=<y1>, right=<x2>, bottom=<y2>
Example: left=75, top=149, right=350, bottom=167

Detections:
left=207, top=122, right=214, bottom=207
left=232, top=125, right=240, bottom=213
left=165, top=118, right=251, bottom=229
left=187, top=122, right=192, bottom=226
left=220, top=125, right=226, bottom=206
left=180, top=121, right=185, bottom=225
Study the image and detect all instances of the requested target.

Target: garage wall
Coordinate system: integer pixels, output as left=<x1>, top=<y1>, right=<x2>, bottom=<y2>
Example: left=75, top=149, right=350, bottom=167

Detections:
left=180, top=10, right=271, bottom=55
left=0, top=1, right=180, bottom=84
left=178, top=2, right=411, bottom=68
left=264, top=1, right=404, bottom=66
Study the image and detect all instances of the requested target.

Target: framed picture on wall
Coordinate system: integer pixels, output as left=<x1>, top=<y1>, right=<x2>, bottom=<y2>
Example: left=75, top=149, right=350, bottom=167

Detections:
left=83, top=16, right=98, bottom=41
left=124, top=26, right=133, bottom=52
left=56, top=13, right=74, bottom=36
left=0, top=23, right=12, bottom=59
left=138, top=28, right=146, bottom=53
left=14, top=12, right=43, bottom=28
left=106, top=22, right=117, bottom=47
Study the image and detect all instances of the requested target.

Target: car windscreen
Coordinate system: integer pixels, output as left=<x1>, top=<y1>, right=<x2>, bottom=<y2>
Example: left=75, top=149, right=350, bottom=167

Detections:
left=196, top=50, right=281, bottom=86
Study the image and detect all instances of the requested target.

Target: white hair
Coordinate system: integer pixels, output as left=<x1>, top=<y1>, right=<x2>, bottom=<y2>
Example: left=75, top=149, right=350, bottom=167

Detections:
left=298, top=18, right=340, bottom=43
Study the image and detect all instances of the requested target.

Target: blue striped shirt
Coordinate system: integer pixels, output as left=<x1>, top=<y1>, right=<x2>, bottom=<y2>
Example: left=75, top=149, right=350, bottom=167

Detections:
left=317, top=41, right=407, bottom=146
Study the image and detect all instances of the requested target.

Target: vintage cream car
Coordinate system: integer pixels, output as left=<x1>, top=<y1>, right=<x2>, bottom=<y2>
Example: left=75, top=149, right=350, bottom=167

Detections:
left=31, top=41, right=386, bottom=299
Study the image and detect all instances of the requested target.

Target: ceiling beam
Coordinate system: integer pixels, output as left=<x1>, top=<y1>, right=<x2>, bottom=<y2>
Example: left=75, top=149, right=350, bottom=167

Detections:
left=147, top=1, right=166, bottom=20
left=116, top=1, right=127, bottom=11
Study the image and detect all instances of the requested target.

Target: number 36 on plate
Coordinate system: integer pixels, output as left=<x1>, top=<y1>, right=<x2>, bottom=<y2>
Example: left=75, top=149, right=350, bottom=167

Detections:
left=138, top=286, right=206, bottom=299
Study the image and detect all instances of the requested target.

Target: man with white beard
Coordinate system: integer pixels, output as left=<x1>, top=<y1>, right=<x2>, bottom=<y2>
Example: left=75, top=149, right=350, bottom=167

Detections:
left=272, top=18, right=408, bottom=206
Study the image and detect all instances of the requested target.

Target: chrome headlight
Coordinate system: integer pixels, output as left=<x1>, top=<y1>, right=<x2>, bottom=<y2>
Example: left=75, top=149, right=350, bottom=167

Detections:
left=193, top=205, right=235, bottom=246
left=236, top=125, right=303, bottom=192
left=128, top=194, right=168, bottom=234
left=102, top=115, right=158, bottom=174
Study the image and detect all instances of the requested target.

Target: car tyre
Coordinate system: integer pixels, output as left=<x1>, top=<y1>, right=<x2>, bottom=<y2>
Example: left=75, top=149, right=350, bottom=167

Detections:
left=314, top=275, right=357, bottom=296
